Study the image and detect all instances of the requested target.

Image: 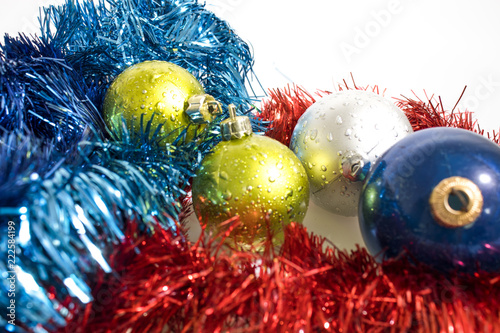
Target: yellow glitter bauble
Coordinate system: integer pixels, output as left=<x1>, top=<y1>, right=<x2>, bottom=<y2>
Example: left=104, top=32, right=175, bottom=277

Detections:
left=103, top=60, right=217, bottom=142
left=192, top=106, right=310, bottom=248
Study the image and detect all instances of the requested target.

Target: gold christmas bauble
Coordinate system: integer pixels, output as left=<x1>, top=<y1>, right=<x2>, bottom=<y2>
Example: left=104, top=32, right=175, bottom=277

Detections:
left=103, top=60, right=215, bottom=142
left=192, top=133, right=310, bottom=248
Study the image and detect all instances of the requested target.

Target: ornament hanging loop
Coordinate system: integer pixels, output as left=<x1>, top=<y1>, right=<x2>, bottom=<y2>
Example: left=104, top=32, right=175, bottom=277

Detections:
left=186, top=94, right=222, bottom=124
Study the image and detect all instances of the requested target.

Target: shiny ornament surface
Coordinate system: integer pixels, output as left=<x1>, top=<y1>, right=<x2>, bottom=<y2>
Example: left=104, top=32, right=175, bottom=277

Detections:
left=290, top=90, right=413, bottom=216
left=192, top=134, right=310, bottom=247
left=359, top=127, right=500, bottom=273
left=103, top=60, right=206, bottom=142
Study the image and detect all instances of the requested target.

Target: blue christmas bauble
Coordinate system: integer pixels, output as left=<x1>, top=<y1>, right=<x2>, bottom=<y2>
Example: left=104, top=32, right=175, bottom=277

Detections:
left=359, top=127, right=500, bottom=273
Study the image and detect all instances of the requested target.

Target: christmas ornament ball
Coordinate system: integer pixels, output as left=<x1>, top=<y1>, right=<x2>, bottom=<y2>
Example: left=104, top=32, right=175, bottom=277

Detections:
left=290, top=90, right=413, bottom=216
left=359, top=127, right=500, bottom=273
left=103, top=60, right=216, bottom=142
left=192, top=108, right=310, bottom=247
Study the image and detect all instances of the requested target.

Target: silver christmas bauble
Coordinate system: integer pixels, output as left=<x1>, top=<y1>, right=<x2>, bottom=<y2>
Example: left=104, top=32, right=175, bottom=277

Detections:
left=290, top=90, right=413, bottom=216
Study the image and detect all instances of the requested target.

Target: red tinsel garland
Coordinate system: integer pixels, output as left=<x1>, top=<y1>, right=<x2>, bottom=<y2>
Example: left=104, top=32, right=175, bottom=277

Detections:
left=395, top=89, right=500, bottom=144
left=61, top=220, right=500, bottom=333
left=60, top=83, right=500, bottom=333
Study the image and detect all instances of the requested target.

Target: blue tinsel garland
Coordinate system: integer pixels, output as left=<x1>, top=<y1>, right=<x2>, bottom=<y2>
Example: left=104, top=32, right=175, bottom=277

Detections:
left=0, top=0, right=259, bottom=331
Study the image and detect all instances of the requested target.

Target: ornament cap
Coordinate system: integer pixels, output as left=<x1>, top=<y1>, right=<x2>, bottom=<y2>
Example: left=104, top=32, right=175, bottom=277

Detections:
left=220, top=104, right=253, bottom=140
left=341, top=151, right=369, bottom=182
left=429, top=176, right=483, bottom=228
left=186, top=94, right=222, bottom=124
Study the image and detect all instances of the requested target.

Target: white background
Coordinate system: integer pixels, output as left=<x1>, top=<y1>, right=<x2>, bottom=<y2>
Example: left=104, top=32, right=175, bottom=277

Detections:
left=2, top=0, right=500, bottom=250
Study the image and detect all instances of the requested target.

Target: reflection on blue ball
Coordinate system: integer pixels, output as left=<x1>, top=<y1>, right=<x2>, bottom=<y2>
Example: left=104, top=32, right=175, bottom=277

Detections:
left=359, top=127, right=500, bottom=273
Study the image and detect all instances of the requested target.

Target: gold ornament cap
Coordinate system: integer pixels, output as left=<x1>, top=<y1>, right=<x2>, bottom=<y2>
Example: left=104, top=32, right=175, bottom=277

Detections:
left=220, top=104, right=253, bottom=141
left=429, top=176, right=483, bottom=228
left=185, top=94, right=222, bottom=124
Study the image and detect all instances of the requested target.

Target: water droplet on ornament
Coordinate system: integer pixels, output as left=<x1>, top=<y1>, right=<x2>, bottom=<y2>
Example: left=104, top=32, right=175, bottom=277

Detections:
left=345, top=128, right=352, bottom=136
left=140, top=104, right=146, bottom=109
left=259, top=160, right=265, bottom=165
left=298, top=186, right=303, bottom=192
left=142, top=89, right=147, bottom=94
left=321, top=175, right=326, bottom=180
left=309, top=129, right=318, bottom=140
left=157, top=102, right=166, bottom=111
left=336, top=115, right=343, bottom=124
left=276, top=162, right=283, bottom=170
left=393, top=131, right=399, bottom=137
left=162, top=92, right=167, bottom=97
left=327, top=132, right=333, bottom=142
left=337, top=151, right=343, bottom=156
left=321, top=165, right=327, bottom=171
left=267, top=188, right=272, bottom=193
left=307, top=162, right=313, bottom=169
left=247, top=185, right=253, bottom=191
left=223, top=191, right=232, bottom=200
left=405, top=125, right=410, bottom=132
left=269, top=176, right=276, bottom=183
left=170, top=114, right=176, bottom=121
left=220, top=171, right=229, bottom=180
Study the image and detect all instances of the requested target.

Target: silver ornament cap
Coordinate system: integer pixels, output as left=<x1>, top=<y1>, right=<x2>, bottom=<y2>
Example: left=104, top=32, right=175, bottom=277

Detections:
left=290, top=90, right=413, bottom=216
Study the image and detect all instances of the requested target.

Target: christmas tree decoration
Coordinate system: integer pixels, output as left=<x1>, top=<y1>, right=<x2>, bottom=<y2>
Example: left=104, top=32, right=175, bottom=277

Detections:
left=41, top=0, right=260, bottom=112
left=259, top=84, right=329, bottom=146
left=290, top=90, right=413, bottom=216
left=396, top=90, right=500, bottom=144
left=359, top=127, right=500, bottom=273
left=0, top=35, right=104, bottom=143
left=61, top=222, right=500, bottom=333
left=1, top=0, right=259, bottom=330
left=3, top=0, right=500, bottom=330
left=259, top=79, right=386, bottom=147
left=192, top=105, right=310, bottom=247
left=103, top=60, right=221, bottom=142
